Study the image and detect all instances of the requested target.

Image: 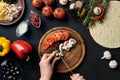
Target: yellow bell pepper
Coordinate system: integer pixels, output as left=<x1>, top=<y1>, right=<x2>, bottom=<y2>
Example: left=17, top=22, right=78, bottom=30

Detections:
left=0, top=37, right=11, bottom=56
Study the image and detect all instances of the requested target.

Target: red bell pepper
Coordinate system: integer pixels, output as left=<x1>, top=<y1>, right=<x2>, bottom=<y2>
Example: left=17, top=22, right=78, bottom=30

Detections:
left=11, top=40, right=32, bottom=61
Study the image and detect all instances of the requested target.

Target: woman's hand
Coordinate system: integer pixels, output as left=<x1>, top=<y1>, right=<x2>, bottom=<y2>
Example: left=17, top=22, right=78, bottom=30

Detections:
left=70, top=73, right=85, bottom=80
left=39, top=53, right=60, bottom=80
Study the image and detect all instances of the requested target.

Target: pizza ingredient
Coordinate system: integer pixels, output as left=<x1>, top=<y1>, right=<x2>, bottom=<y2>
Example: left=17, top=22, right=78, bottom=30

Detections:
left=75, top=1, right=83, bottom=9
left=89, top=1, right=120, bottom=48
left=59, top=38, right=77, bottom=51
left=43, top=0, right=54, bottom=6
left=79, top=7, right=86, bottom=19
left=29, top=11, right=41, bottom=28
left=42, top=31, right=70, bottom=50
left=59, top=0, right=68, bottom=5
left=11, top=40, right=32, bottom=61
left=0, top=37, right=11, bottom=56
left=91, top=3, right=105, bottom=20
left=32, top=0, right=43, bottom=8
left=101, top=51, right=112, bottom=60
left=16, top=20, right=28, bottom=37
left=109, top=60, right=118, bottom=69
left=52, top=50, right=63, bottom=57
left=93, top=6, right=102, bottom=15
left=1, top=59, right=22, bottom=80
left=42, top=6, right=53, bottom=17
left=6, top=4, right=22, bottom=21
left=54, top=8, right=66, bottom=19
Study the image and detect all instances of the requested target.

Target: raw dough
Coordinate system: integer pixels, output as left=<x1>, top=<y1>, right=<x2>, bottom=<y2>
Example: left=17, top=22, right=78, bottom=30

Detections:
left=89, top=1, right=120, bottom=48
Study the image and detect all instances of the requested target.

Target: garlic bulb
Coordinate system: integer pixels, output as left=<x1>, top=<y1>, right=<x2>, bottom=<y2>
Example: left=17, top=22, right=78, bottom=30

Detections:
left=101, top=51, right=112, bottom=60
left=59, top=0, right=68, bottom=5
left=109, top=60, right=118, bottom=69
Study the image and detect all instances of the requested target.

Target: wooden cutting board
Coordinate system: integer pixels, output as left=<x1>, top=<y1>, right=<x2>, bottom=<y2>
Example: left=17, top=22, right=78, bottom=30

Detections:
left=38, top=27, right=85, bottom=73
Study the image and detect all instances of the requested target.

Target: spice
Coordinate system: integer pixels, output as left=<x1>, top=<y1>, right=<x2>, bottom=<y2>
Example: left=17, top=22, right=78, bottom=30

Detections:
left=16, top=20, right=28, bottom=37
left=29, top=11, right=41, bottom=28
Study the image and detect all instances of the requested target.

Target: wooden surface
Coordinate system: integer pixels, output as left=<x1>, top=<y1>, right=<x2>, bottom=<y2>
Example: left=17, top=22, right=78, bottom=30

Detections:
left=0, top=0, right=25, bottom=25
left=38, top=27, right=86, bottom=73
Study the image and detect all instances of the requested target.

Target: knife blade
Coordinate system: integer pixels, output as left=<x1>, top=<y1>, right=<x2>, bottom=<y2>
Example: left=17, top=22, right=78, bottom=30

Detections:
left=59, top=53, right=74, bottom=75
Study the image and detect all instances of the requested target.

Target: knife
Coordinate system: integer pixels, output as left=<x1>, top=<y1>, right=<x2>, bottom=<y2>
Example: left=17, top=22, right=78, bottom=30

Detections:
left=59, top=51, right=74, bottom=75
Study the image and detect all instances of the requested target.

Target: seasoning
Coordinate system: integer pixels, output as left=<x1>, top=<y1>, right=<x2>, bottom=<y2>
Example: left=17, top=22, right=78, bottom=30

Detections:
left=16, top=20, right=28, bottom=37
left=29, top=11, right=41, bottom=28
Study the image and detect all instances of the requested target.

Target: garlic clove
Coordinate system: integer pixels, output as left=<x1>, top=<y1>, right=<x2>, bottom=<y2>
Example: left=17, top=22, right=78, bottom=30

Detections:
left=101, top=51, right=112, bottom=60
left=109, top=60, right=118, bottom=69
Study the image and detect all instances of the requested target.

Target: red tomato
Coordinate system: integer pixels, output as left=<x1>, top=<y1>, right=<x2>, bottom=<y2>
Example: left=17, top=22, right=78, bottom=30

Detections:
left=43, top=0, right=54, bottom=6
left=54, top=8, right=66, bottom=19
left=42, top=6, right=53, bottom=17
left=32, top=0, right=43, bottom=8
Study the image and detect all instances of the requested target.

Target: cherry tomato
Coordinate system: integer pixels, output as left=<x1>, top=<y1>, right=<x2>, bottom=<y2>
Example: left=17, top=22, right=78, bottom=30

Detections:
left=32, top=0, right=43, bottom=8
left=43, top=0, right=54, bottom=6
left=42, top=6, right=53, bottom=17
left=54, top=8, right=66, bottom=19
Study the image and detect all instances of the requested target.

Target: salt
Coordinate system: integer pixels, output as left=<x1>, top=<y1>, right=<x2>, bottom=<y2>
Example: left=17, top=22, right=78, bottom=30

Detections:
left=16, top=20, right=28, bottom=37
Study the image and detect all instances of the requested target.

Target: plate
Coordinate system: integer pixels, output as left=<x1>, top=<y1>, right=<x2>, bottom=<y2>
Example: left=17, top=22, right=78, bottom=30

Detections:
left=0, top=0, right=25, bottom=25
left=38, top=27, right=86, bottom=73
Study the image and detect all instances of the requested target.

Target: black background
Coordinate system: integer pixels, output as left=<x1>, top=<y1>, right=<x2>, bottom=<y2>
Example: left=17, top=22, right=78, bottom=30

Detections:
left=0, top=0, right=120, bottom=80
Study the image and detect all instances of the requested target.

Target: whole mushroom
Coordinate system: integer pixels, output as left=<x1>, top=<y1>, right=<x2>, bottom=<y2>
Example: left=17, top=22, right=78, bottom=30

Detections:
left=59, top=0, right=68, bottom=5
left=93, top=6, right=102, bottom=15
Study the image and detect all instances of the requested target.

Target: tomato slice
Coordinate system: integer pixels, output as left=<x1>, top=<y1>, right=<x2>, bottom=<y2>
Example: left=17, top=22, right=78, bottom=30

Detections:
left=42, top=42, right=50, bottom=50
left=54, top=32, right=61, bottom=41
left=45, top=36, right=54, bottom=45
left=50, top=34, right=57, bottom=42
left=62, top=31, right=70, bottom=40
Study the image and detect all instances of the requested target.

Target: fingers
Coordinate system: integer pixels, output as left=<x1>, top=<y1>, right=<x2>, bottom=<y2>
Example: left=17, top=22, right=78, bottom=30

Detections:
left=70, top=73, right=85, bottom=80
left=41, top=53, right=49, bottom=60
left=52, top=57, right=60, bottom=68
left=47, top=52, right=56, bottom=61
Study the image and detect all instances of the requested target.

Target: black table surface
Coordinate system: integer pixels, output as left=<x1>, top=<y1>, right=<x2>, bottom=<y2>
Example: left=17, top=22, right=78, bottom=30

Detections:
left=0, top=0, right=120, bottom=80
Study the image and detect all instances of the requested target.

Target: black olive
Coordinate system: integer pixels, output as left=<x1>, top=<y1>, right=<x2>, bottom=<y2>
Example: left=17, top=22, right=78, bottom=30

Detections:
left=14, top=66, right=18, bottom=70
left=3, top=65, right=7, bottom=70
left=12, top=72, right=16, bottom=75
left=10, top=69, right=14, bottom=73
left=16, top=70, right=20, bottom=75
left=7, top=75, right=12, bottom=79
left=12, top=76, right=16, bottom=80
